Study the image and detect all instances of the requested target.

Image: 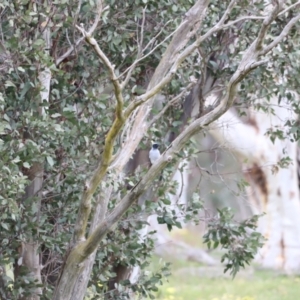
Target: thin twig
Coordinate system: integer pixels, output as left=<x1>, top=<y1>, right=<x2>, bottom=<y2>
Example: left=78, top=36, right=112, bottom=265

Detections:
left=121, top=6, right=147, bottom=89
left=76, top=24, right=124, bottom=120
left=256, top=1, right=283, bottom=51
left=118, top=20, right=173, bottom=82
left=139, top=6, right=147, bottom=52
left=279, top=1, right=300, bottom=16
left=148, top=82, right=195, bottom=127
left=260, top=13, right=300, bottom=55
left=120, top=20, right=186, bottom=88
left=56, top=0, right=105, bottom=66
left=125, top=11, right=265, bottom=117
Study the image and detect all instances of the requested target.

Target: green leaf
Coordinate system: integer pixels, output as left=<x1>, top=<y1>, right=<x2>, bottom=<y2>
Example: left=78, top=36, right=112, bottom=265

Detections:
left=51, top=113, right=61, bottom=118
left=5, top=80, right=16, bottom=87
left=46, top=156, right=54, bottom=167
left=23, top=162, right=30, bottom=168
left=207, top=241, right=211, bottom=249
left=54, top=124, right=64, bottom=132
left=213, top=241, right=219, bottom=249
left=34, top=39, right=44, bottom=46
left=1, top=223, right=9, bottom=230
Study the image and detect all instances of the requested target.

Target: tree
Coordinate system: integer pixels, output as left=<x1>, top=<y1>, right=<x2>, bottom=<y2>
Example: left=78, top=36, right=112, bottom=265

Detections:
left=209, top=85, right=300, bottom=273
left=0, top=0, right=299, bottom=299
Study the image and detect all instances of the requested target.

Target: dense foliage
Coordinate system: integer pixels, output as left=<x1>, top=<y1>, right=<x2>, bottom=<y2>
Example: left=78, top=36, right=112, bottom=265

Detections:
left=1, top=0, right=299, bottom=299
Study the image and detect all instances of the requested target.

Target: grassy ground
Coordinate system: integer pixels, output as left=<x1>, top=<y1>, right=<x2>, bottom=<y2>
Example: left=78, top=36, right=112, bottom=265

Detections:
left=147, top=228, right=300, bottom=300
left=151, top=257, right=300, bottom=300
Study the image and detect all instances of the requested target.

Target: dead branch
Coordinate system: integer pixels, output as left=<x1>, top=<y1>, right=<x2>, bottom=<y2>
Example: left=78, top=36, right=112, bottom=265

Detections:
left=121, top=6, right=147, bottom=89
left=55, top=0, right=105, bottom=66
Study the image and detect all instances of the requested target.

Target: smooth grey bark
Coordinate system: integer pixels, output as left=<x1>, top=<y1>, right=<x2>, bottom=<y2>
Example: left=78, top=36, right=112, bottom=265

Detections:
left=53, top=187, right=111, bottom=300
left=18, top=18, right=51, bottom=299
left=19, top=164, right=43, bottom=300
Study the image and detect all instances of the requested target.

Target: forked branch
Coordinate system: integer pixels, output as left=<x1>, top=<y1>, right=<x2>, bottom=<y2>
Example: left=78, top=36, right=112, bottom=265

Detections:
left=73, top=22, right=126, bottom=243
left=85, top=1, right=300, bottom=250
left=56, top=0, right=105, bottom=66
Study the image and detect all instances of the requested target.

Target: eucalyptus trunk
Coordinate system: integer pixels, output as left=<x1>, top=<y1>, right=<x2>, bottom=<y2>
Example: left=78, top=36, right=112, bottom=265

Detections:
left=209, top=95, right=300, bottom=273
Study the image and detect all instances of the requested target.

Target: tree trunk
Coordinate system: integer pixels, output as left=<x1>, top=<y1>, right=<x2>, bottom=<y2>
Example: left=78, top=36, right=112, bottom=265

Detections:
left=208, top=94, right=300, bottom=273
left=17, top=20, right=52, bottom=299
left=16, top=162, right=43, bottom=299
left=53, top=186, right=111, bottom=300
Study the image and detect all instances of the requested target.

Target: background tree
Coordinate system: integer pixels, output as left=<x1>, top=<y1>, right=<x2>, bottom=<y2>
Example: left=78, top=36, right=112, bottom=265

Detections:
left=208, top=80, right=300, bottom=272
left=0, top=0, right=299, bottom=299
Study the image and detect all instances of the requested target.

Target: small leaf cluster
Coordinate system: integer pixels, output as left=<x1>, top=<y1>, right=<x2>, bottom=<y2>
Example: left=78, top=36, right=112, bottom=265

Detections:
left=203, top=208, right=265, bottom=278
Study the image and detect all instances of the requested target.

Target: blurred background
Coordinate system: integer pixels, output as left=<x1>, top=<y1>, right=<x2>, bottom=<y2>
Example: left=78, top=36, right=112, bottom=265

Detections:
left=150, top=129, right=300, bottom=300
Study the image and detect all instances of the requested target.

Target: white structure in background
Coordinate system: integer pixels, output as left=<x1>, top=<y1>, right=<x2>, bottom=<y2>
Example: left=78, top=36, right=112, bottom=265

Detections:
left=207, top=90, right=300, bottom=273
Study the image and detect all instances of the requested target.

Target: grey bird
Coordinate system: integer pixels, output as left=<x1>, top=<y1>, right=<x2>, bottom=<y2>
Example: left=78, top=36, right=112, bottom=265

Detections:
left=149, top=143, right=161, bottom=164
